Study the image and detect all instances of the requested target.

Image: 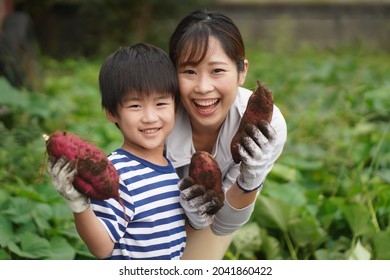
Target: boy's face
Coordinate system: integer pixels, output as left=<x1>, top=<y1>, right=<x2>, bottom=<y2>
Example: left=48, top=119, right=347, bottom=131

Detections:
left=106, top=92, right=175, bottom=158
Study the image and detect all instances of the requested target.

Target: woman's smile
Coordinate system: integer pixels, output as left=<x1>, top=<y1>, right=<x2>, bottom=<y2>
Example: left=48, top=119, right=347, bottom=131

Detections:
left=193, top=98, right=221, bottom=115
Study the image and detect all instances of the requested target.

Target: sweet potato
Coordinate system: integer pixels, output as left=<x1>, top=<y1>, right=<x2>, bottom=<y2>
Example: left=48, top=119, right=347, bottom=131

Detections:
left=189, top=151, right=224, bottom=213
left=44, top=131, right=121, bottom=203
left=230, top=80, right=274, bottom=163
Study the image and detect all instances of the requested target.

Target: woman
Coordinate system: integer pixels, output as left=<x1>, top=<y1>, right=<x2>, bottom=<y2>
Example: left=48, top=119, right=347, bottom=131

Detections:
left=165, top=10, right=287, bottom=259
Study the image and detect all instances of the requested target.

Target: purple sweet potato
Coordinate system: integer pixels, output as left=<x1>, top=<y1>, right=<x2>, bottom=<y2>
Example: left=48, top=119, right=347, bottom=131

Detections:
left=230, top=80, right=274, bottom=163
left=44, top=131, right=120, bottom=202
left=189, top=151, right=224, bottom=212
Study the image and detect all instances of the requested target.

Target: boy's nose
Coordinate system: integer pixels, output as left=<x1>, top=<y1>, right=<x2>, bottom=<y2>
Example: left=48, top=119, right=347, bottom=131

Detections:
left=142, top=107, right=158, bottom=123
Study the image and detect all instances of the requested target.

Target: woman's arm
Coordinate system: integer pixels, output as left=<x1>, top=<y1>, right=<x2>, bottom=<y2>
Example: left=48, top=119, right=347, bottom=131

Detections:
left=211, top=106, right=287, bottom=235
left=182, top=225, right=233, bottom=260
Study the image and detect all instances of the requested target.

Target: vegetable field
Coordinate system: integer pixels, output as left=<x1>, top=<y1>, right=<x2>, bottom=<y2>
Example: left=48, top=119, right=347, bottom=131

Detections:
left=0, top=45, right=389, bottom=260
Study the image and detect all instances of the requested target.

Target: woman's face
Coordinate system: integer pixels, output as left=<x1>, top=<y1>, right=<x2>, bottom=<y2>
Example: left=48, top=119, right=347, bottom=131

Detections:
left=177, top=36, right=248, bottom=132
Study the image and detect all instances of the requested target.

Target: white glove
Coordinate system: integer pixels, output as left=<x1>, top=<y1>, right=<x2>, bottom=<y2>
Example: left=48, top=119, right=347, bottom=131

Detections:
left=236, top=121, right=276, bottom=192
left=178, top=177, right=221, bottom=230
left=47, top=157, right=90, bottom=213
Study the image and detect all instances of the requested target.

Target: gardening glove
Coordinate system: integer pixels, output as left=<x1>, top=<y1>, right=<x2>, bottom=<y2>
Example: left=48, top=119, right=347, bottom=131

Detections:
left=178, top=177, right=221, bottom=230
left=47, top=156, right=90, bottom=213
left=236, top=121, right=276, bottom=192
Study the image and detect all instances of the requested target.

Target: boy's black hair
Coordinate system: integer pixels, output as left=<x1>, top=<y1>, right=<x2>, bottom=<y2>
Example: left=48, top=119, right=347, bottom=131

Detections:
left=99, top=43, right=180, bottom=116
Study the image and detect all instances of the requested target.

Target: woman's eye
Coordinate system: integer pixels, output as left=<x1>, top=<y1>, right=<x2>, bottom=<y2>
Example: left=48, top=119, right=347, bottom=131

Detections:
left=213, top=68, right=225, bottom=74
left=183, top=69, right=196, bottom=75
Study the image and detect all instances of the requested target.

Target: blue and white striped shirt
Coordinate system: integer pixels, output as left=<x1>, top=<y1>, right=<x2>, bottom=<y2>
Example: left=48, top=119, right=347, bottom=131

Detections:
left=91, top=149, right=186, bottom=260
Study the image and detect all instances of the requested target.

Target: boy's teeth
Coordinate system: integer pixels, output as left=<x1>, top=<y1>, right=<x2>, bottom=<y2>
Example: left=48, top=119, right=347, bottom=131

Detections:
left=143, top=128, right=159, bottom=133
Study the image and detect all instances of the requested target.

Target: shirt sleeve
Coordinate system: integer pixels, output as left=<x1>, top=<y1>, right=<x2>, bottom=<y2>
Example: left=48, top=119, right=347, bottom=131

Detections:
left=211, top=192, right=257, bottom=235
left=90, top=179, right=133, bottom=242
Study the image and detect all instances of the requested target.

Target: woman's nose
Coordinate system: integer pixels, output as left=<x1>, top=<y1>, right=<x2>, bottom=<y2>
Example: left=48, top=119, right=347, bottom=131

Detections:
left=195, top=74, right=213, bottom=94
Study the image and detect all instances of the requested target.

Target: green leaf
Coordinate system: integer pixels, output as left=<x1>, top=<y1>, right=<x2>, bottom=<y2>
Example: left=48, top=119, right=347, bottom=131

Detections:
left=15, top=221, right=39, bottom=236
left=0, top=189, right=10, bottom=209
left=260, top=232, right=283, bottom=260
left=265, top=182, right=307, bottom=207
left=318, top=197, right=342, bottom=230
left=254, top=195, right=293, bottom=232
left=378, top=169, right=390, bottom=184
left=0, top=248, right=11, bottom=260
left=0, top=216, right=13, bottom=247
left=0, top=77, right=28, bottom=107
left=364, top=86, right=390, bottom=113
left=20, top=232, right=51, bottom=259
left=281, top=157, right=324, bottom=172
left=314, top=249, right=345, bottom=260
left=232, top=222, right=262, bottom=259
left=371, top=231, right=390, bottom=260
left=269, top=162, right=301, bottom=182
left=3, top=197, right=33, bottom=225
left=339, top=202, right=375, bottom=237
left=48, top=236, right=76, bottom=260
left=314, top=236, right=351, bottom=260
left=288, top=216, right=326, bottom=247
left=7, top=242, right=37, bottom=259
left=32, top=203, right=54, bottom=232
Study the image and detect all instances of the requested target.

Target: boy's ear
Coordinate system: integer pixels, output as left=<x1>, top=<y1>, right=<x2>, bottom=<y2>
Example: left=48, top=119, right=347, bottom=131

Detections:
left=105, top=109, right=117, bottom=124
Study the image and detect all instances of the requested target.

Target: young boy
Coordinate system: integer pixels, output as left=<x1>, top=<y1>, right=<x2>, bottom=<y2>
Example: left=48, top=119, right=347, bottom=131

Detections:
left=47, top=43, right=186, bottom=260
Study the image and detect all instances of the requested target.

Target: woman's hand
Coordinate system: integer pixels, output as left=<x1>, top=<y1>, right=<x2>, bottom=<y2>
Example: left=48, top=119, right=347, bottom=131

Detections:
left=236, top=121, right=276, bottom=192
left=178, top=177, right=221, bottom=229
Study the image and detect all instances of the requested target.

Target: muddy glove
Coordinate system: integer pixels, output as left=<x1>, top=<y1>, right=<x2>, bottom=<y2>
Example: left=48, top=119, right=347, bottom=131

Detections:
left=178, top=177, right=221, bottom=230
left=47, top=157, right=90, bottom=213
left=236, top=121, right=276, bottom=192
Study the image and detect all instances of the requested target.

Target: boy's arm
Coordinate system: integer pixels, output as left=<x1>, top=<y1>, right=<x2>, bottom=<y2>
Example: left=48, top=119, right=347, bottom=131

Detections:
left=74, top=208, right=114, bottom=259
left=47, top=157, right=114, bottom=259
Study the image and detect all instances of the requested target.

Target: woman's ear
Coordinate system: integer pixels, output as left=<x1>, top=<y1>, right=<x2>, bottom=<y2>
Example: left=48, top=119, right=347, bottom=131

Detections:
left=239, top=59, right=249, bottom=86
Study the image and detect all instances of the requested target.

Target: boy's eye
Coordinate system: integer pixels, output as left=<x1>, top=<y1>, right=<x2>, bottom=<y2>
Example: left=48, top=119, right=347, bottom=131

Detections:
left=156, top=99, right=172, bottom=106
left=127, top=104, right=141, bottom=108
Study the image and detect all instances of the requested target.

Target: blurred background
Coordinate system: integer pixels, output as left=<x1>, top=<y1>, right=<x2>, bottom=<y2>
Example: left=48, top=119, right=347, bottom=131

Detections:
left=0, top=0, right=389, bottom=260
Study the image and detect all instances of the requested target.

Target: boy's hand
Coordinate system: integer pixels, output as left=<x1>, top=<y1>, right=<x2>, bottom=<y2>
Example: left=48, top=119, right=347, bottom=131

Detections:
left=178, top=177, right=220, bottom=229
left=236, top=122, right=276, bottom=192
left=47, top=157, right=90, bottom=213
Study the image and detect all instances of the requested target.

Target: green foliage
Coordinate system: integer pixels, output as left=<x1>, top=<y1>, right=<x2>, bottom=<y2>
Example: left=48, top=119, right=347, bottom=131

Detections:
left=228, top=45, right=390, bottom=260
left=1, top=44, right=389, bottom=260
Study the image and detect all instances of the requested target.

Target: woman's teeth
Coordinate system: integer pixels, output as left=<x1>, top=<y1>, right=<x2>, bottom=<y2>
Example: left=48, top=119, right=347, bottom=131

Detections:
left=193, top=99, right=219, bottom=107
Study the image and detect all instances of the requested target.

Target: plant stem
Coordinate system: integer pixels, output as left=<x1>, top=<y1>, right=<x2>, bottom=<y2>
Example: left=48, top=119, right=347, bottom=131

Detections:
left=367, top=194, right=381, bottom=233
left=365, top=123, right=389, bottom=233
left=284, top=231, right=297, bottom=260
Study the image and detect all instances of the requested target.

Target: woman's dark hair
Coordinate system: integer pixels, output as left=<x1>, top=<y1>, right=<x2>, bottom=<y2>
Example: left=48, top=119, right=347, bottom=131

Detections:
left=169, top=9, right=245, bottom=72
left=99, top=43, right=180, bottom=116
